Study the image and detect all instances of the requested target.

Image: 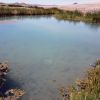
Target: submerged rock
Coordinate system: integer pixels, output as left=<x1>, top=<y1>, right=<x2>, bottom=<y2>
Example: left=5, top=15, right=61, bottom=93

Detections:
left=0, top=62, right=9, bottom=88
left=5, top=89, right=25, bottom=100
left=0, top=62, right=25, bottom=100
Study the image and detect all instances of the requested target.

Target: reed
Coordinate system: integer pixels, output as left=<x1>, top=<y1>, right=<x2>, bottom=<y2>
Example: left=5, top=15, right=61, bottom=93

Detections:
left=0, top=6, right=100, bottom=22
left=0, top=6, right=55, bottom=15
left=59, top=59, right=100, bottom=100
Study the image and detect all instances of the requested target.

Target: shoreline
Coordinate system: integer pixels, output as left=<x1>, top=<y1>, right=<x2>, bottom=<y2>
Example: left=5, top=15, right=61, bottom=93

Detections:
left=60, top=59, right=100, bottom=100
left=0, top=5, right=100, bottom=23
left=0, top=62, right=24, bottom=99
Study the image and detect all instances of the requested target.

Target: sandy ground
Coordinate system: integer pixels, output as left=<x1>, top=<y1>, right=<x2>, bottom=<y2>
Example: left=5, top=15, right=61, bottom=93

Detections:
left=41, top=3, right=100, bottom=13
left=0, top=2, right=100, bottom=13
left=58, top=4, right=100, bottom=13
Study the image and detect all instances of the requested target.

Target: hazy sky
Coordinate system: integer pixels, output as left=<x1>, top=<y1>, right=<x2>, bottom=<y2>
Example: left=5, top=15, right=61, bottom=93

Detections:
left=0, top=0, right=100, bottom=5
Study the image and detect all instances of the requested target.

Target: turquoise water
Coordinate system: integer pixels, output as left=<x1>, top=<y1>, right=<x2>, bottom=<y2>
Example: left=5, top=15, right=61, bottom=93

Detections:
left=0, top=16, right=100, bottom=100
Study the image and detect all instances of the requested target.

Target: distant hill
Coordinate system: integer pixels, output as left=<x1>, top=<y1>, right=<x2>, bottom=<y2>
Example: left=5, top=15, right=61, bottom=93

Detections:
left=0, top=2, right=37, bottom=7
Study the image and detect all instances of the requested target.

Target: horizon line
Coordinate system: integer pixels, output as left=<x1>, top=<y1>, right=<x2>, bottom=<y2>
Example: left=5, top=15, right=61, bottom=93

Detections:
left=0, top=1, right=100, bottom=5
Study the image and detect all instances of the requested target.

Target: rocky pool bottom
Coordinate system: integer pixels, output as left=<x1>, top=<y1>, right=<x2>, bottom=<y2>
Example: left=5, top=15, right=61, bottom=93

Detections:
left=1, top=59, right=100, bottom=100
left=0, top=62, right=24, bottom=100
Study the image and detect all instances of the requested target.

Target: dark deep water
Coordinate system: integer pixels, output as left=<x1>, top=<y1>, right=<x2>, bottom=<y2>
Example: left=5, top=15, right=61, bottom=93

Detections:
left=0, top=16, right=100, bottom=100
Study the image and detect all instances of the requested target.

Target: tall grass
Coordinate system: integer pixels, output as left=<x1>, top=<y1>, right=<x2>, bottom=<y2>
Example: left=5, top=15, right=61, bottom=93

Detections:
left=59, top=59, right=100, bottom=100
left=0, top=6, right=100, bottom=22
left=0, top=6, right=56, bottom=15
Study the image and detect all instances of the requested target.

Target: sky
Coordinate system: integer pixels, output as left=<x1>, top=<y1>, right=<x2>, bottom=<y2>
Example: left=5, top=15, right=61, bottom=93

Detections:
left=0, top=0, right=100, bottom=5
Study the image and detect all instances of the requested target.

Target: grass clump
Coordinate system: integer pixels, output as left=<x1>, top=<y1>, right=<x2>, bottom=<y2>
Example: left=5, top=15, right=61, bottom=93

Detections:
left=59, top=59, right=100, bottom=100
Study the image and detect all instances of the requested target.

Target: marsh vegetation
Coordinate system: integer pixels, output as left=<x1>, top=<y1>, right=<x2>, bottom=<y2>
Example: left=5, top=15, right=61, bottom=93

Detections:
left=60, top=59, right=100, bottom=100
left=0, top=5, right=100, bottom=22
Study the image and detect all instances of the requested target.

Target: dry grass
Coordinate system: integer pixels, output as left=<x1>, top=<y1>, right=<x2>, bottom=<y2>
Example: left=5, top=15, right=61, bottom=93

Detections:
left=59, top=59, right=100, bottom=100
left=0, top=6, right=100, bottom=23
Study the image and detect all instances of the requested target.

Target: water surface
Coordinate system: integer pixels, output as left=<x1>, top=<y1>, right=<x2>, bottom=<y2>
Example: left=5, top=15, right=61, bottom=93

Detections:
left=0, top=16, right=100, bottom=100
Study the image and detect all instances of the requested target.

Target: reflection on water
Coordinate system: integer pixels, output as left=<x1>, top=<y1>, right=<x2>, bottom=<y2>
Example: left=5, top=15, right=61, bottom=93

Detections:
left=0, top=15, right=51, bottom=21
left=0, top=16, right=100, bottom=100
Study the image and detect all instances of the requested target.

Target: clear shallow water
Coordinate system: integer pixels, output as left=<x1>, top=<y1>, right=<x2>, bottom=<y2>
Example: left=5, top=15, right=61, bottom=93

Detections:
left=0, top=16, right=100, bottom=100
